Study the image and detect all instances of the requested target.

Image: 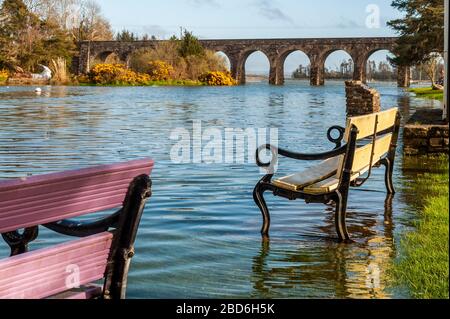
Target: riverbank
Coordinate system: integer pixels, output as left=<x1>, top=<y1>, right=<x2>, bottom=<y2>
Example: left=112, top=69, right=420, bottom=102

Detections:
left=409, top=87, right=444, bottom=101
left=392, top=155, right=449, bottom=299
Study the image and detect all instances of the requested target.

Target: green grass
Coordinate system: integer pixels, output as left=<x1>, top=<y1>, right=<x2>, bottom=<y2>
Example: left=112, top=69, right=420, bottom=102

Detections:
left=409, top=87, right=444, bottom=101
left=392, top=156, right=449, bottom=299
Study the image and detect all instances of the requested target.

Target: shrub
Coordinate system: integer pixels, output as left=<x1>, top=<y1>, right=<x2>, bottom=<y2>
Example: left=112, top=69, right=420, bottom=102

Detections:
left=0, top=69, right=9, bottom=83
left=88, top=63, right=150, bottom=85
left=199, top=71, right=236, bottom=86
left=129, top=42, right=181, bottom=74
left=50, top=57, right=69, bottom=84
left=128, top=40, right=228, bottom=81
left=147, top=60, right=175, bottom=81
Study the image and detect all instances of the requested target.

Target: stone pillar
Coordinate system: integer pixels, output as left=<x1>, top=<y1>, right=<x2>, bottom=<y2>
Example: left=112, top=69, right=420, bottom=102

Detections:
left=228, top=54, right=245, bottom=85
left=269, top=57, right=284, bottom=85
left=234, top=59, right=246, bottom=85
left=397, top=65, right=411, bottom=88
left=78, top=43, right=91, bottom=75
left=353, top=58, right=367, bottom=83
left=345, top=80, right=381, bottom=116
left=269, top=64, right=277, bottom=85
left=310, top=64, right=324, bottom=86
left=228, top=55, right=240, bottom=84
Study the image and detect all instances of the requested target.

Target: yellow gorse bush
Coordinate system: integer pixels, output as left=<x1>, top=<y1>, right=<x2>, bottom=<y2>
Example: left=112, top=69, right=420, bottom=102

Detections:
left=0, top=69, right=9, bottom=82
left=89, top=63, right=150, bottom=85
left=147, top=60, right=175, bottom=81
left=199, top=71, right=236, bottom=86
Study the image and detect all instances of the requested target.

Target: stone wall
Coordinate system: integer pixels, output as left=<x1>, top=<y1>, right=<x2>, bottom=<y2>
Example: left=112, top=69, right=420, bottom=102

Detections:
left=403, top=109, right=449, bottom=155
left=345, top=80, right=381, bottom=116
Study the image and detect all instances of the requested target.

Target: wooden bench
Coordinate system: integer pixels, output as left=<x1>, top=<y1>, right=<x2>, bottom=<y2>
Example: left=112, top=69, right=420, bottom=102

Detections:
left=0, top=158, right=154, bottom=299
left=254, top=108, right=400, bottom=242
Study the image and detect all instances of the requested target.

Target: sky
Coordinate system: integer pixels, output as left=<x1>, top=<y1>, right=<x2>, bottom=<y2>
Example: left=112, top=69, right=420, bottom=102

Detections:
left=96, top=0, right=403, bottom=75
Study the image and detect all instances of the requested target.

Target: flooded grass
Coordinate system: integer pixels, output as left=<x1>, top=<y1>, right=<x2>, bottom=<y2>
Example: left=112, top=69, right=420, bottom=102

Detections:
left=409, top=87, right=444, bottom=101
left=393, top=155, right=449, bottom=299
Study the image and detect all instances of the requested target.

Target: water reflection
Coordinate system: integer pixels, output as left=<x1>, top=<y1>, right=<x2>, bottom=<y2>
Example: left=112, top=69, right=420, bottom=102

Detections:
left=251, top=195, right=395, bottom=299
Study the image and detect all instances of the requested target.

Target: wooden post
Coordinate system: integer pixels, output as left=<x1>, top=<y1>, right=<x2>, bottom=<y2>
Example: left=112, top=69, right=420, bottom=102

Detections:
left=444, top=0, right=449, bottom=122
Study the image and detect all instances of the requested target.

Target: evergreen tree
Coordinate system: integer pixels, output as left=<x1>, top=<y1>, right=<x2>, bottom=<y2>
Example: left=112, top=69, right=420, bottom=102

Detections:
left=116, top=29, right=138, bottom=41
left=0, top=0, right=40, bottom=69
left=178, top=30, right=204, bottom=58
left=388, top=0, right=444, bottom=66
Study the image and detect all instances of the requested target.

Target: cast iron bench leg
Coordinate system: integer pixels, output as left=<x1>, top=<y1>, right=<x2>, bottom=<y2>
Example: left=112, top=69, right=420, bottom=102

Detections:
left=253, top=178, right=271, bottom=238
left=333, top=190, right=350, bottom=242
left=381, top=158, right=395, bottom=195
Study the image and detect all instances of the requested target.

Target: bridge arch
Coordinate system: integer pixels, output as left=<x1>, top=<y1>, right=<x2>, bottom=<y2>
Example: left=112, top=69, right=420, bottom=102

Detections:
left=364, top=49, right=396, bottom=82
left=319, top=48, right=356, bottom=85
left=237, top=49, right=272, bottom=84
left=277, top=49, right=312, bottom=84
left=214, top=51, right=232, bottom=71
left=358, top=47, right=410, bottom=86
left=90, top=50, right=131, bottom=70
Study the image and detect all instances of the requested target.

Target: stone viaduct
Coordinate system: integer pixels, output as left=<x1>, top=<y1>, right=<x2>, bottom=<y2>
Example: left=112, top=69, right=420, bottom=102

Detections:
left=77, top=37, right=411, bottom=87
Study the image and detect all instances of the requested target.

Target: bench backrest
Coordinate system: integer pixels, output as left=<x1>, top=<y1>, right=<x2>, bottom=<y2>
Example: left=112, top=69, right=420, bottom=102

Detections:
left=338, top=108, right=399, bottom=178
left=0, top=158, right=153, bottom=234
left=0, top=159, right=154, bottom=299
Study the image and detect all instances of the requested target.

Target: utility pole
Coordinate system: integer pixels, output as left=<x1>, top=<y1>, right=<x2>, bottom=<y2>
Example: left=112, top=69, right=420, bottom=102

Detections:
left=444, top=0, right=448, bottom=122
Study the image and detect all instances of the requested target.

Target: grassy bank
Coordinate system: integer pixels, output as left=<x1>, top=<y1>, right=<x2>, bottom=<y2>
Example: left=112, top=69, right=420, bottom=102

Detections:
left=393, top=156, right=449, bottom=299
left=409, top=87, right=444, bottom=101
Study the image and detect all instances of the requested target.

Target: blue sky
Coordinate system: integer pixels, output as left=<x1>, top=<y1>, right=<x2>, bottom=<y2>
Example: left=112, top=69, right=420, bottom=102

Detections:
left=96, top=0, right=402, bottom=74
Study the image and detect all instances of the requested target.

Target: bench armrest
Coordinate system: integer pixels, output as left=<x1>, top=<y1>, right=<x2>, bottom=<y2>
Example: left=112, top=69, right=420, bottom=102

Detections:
left=327, top=126, right=346, bottom=148
left=43, top=209, right=121, bottom=237
left=256, top=143, right=348, bottom=168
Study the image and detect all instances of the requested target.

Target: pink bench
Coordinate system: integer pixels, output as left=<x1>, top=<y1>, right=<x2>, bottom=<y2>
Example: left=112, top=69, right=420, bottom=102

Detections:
left=0, top=159, right=154, bottom=299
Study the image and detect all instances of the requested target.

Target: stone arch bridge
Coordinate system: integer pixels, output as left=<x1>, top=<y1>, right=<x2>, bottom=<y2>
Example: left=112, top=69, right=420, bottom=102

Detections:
left=77, top=37, right=410, bottom=87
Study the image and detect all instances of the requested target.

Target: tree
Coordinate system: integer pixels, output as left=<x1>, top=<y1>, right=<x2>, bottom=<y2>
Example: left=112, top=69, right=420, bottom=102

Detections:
left=178, top=30, right=204, bottom=58
left=388, top=0, right=444, bottom=66
left=71, top=0, right=113, bottom=42
left=0, top=0, right=74, bottom=71
left=0, top=0, right=42, bottom=69
left=24, top=0, right=78, bottom=30
left=116, top=29, right=138, bottom=41
left=422, top=53, right=442, bottom=86
left=22, top=0, right=113, bottom=42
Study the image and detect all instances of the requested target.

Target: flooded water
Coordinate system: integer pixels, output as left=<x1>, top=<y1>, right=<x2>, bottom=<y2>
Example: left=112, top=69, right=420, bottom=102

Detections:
left=0, top=80, right=442, bottom=298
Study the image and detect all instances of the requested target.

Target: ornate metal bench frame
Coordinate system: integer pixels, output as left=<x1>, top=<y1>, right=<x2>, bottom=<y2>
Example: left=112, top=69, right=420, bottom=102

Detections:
left=254, top=113, right=401, bottom=242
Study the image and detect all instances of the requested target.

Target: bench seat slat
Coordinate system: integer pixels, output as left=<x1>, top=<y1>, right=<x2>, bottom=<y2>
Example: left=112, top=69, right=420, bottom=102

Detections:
left=0, top=158, right=153, bottom=234
left=0, top=232, right=112, bottom=299
left=48, top=285, right=103, bottom=299
left=0, top=254, right=109, bottom=288
left=272, top=156, right=342, bottom=192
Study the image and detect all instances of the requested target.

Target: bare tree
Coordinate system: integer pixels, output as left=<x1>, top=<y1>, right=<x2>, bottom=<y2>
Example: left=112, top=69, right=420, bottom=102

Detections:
left=23, top=0, right=113, bottom=41
left=72, top=0, right=113, bottom=42
left=422, top=53, right=443, bottom=88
